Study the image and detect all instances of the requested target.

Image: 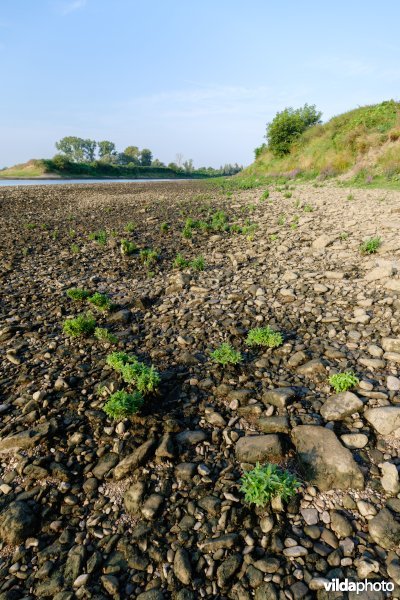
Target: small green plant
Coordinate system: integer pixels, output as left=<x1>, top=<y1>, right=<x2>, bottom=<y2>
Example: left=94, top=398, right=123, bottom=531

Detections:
left=88, top=292, right=112, bottom=311
left=283, top=191, right=292, bottom=198
left=240, top=463, right=301, bottom=507
left=347, top=193, right=354, bottom=201
left=140, top=248, right=159, bottom=266
left=63, top=313, right=96, bottom=337
left=211, top=210, right=229, bottom=232
left=270, top=234, right=278, bottom=242
left=340, top=232, right=349, bottom=240
left=69, top=228, right=76, bottom=237
left=103, top=390, right=144, bottom=420
left=261, top=190, right=270, bottom=201
left=173, top=253, right=190, bottom=269
left=160, top=222, right=169, bottom=233
left=106, top=352, right=160, bottom=394
left=106, top=351, right=131, bottom=371
left=359, top=236, right=382, bottom=254
left=294, top=199, right=301, bottom=208
left=120, top=239, right=137, bottom=256
left=210, top=343, right=242, bottom=366
left=182, top=217, right=196, bottom=239
left=124, top=222, right=136, bottom=233
left=94, top=328, right=118, bottom=344
left=246, top=326, right=283, bottom=348
left=51, top=229, right=59, bottom=240
left=70, top=243, right=80, bottom=254
left=24, top=223, right=36, bottom=230
left=66, top=288, right=91, bottom=302
left=328, top=370, right=359, bottom=393
left=190, top=256, right=205, bottom=271
left=89, top=230, right=107, bottom=245
left=303, top=204, right=314, bottom=212
left=277, top=214, right=286, bottom=226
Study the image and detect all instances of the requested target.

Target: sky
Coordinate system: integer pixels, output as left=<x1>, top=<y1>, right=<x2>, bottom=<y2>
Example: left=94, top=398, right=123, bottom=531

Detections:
left=1, top=0, right=400, bottom=168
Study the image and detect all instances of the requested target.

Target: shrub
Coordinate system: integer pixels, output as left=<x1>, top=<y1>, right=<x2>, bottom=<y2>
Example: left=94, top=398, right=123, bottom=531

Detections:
left=329, top=371, right=359, bottom=393
left=94, top=327, right=118, bottom=344
left=283, top=191, right=292, bottom=198
left=120, top=239, right=137, bottom=255
left=240, top=463, right=301, bottom=507
left=88, top=230, right=107, bottom=245
left=63, top=313, right=96, bottom=337
left=266, top=104, right=322, bottom=156
left=359, top=236, right=382, bottom=254
left=246, top=326, right=283, bottom=348
left=303, top=204, right=313, bottom=212
left=66, top=288, right=91, bottom=301
left=103, top=390, right=144, bottom=420
left=211, top=343, right=242, bottom=366
left=88, top=292, right=112, bottom=311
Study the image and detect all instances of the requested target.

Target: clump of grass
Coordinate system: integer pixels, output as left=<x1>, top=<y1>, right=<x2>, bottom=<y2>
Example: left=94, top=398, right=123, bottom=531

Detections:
left=160, top=222, right=169, bottom=233
left=190, top=255, right=205, bottom=271
left=140, top=248, right=159, bottom=266
left=246, top=326, right=283, bottom=348
left=173, top=253, right=189, bottom=269
left=124, top=222, right=136, bottom=233
left=347, top=193, right=354, bottom=201
left=277, top=214, right=286, bottom=226
left=283, top=191, right=292, bottom=198
left=303, top=204, right=314, bottom=212
left=88, top=292, right=112, bottom=311
left=182, top=218, right=197, bottom=239
left=63, top=313, right=96, bottom=337
left=66, top=288, right=91, bottom=302
left=70, top=243, right=80, bottom=254
left=103, top=390, right=144, bottom=420
left=120, top=239, right=137, bottom=256
left=211, top=210, right=229, bottom=232
left=340, top=232, right=349, bottom=240
left=24, top=223, right=36, bottom=230
left=211, top=343, right=242, bottom=366
left=260, top=190, right=270, bottom=200
left=106, top=352, right=160, bottom=394
left=270, top=234, right=278, bottom=242
left=241, top=221, right=258, bottom=238
left=359, top=236, right=382, bottom=254
left=89, top=230, right=107, bottom=245
left=94, top=328, right=118, bottom=344
left=328, top=370, right=360, bottom=393
left=240, top=463, right=301, bottom=507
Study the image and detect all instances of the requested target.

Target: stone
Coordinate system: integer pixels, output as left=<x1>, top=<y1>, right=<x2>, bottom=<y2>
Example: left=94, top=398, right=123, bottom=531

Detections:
left=173, top=547, right=192, bottom=585
left=235, top=435, right=283, bottom=464
left=92, top=452, right=119, bottom=479
left=330, top=511, right=353, bottom=538
left=385, top=279, right=400, bottom=292
left=387, top=376, right=400, bottom=391
left=283, top=545, right=308, bottom=557
left=381, top=338, right=400, bottom=353
left=155, top=433, right=175, bottom=459
left=340, top=433, right=369, bottom=449
left=114, top=438, right=156, bottom=480
left=296, top=359, right=326, bottom=376
left=0, top=501, right=39, bottom=544
left=368, top=508, right=400, bottom=550
left=255, top=583, right=278, bottom=600
left=301, top=508, right=319, bottom=525
left=320, top=391, right=363, bottom=421
left=364, top=407, right=400, bottom=436
left=0, top=421, right=53, bottom=453
left=262, top=388, right=295, bottom=409
left=380, top=462, right=400, bottom=495
left=175, top=463, right=196, bottom=481
left=257, top=416, right=289, bottom=433
left=312, top=235, right=335, bottom=249
left=124, top=482, right=145, bottom=514
left=201, top=534, right=240, bottom=552
left=141, top=494, right=163, bottom=520
left=291, top=425, right=364, bottom=491
left=217, top=553, right=242, bottom=588
left=175, top=430, right=207, bottom=445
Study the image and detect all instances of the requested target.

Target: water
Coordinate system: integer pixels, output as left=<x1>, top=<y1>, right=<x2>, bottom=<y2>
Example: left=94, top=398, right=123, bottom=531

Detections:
left=0, top=178, right=187, bottom=187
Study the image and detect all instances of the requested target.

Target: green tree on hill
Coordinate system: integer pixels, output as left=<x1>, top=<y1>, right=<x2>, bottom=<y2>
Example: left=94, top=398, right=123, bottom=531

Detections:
left=140, top=148, right=153, bottom=166
left=98, top=140, right=117, bottom=162
left=55, top=136, right=97, bottom=162
left=266, top=104, right=322, bottom=156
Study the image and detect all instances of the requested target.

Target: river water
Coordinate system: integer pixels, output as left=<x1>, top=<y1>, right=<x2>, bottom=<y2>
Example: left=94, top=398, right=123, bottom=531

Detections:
left=0, top=179, right=188, bottom=187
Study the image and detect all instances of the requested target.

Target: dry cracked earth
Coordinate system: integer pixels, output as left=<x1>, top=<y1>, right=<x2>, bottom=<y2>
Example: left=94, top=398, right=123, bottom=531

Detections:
left=0, top=180, right=400, bottom=600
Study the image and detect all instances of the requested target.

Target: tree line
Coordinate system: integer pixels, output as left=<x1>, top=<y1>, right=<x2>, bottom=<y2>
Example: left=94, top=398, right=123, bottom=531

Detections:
left=54, top=137, right=242, bottom=175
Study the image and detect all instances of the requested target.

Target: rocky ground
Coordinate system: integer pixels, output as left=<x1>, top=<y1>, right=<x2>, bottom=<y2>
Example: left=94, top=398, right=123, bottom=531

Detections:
left=0, top=180, right=400, bottom=600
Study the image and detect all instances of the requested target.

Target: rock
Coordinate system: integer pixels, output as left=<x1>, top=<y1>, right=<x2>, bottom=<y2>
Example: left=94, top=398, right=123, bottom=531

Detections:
left=381, top=337, right=400, bottom=353
left=175, top=430, right=207, bottom=445
left=385, top=279, right=400, bottom=292
left=368, top=508, right=400, bottom=550
left=155, top=433, right=175, bottom=459
left=340, top=433, right=369, bottom=449
left=380, top=462, right=400, bottom=495
left=137, top=591, right=165, bottom=600
left=364, top=407, right=400, bottom=436
left=217, top=554, right=242, bottom=588
left=255, top=583, right=278, bottom=600
left=330, top=511, right=353, bottom=538
left=320, top=391, right=363, bottom=421
left=109, top=309, right=131, bottom=323
left=365, top=266, right=393, bottom=281
left=175, top=463, right=196, bottom=480
left=124, top=482, right=145, bottom=513
left=260, top=515, right=274, bottom=533
left=235, top=435, right=283, bottom=464
left=92, top=452, right=119, bottom=479
left=0, top=421, right=53, bottom=453
left=312, top=235, right=335, bottom=249
left=262, top=387, right=295, bottom=409
left=114, top=438, right=156, bottom=480
left=296, top=359, right=326, bottom=377
left=173, top=547, right=192, bottom=585
left=141, top=494, right=163, bottom=520
left=301, top=508, right=319, bottom=525
left=291, top=425, right=364, bottom=490
left=201, top=534, right=240, bottom=552
left=283, top=545, right=308, bottom=557
left=0, top=501, right=39, bottom=544
left=101, top=575, right=119, bottom=595
left=257, top=416, right=289, bottom=433
left=387, top=375, right=400, bottom=391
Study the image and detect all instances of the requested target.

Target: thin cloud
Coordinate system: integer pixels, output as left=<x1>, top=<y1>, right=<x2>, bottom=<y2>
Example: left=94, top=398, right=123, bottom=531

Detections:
left=58, top=0, right=87, bottom=15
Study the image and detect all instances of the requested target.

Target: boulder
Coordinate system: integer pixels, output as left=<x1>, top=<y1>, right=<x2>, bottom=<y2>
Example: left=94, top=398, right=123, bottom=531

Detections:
left=368, top=508, right=400, bottom=550
left=235, top=435, right=283, bottom=464
left=364, top=407, right=400, bottom=437
left=320, top=391, right=363, bottom=421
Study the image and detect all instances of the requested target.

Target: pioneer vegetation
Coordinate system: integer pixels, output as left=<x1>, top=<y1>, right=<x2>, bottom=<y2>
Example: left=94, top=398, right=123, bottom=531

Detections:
left=0, top=100, right=400, bottom=598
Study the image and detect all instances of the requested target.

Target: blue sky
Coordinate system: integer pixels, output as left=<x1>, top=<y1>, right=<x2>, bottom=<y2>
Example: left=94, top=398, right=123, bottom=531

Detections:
left=1, top=0, right=400, bottom=168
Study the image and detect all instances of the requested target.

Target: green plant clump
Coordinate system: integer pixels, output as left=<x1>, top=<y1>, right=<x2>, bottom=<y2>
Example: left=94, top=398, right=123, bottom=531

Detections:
left=120, top=239, right=137, bottom=255
left=359, top=236, right=382, bottom=254
left=66, top=288, right=91, bottom=301
left=240, top=463, right=301, bottom=507
left=88, top=292, right=112, bottom=311
left=261, top=190, right=270, bottom=200
left=106, top=352, right=160, bottom=394
left=89, top=230, right=107, bottom=245
left=94, top=327, right=118, bottom=344
left=140, top=248, right=159, bottom=266
left=246, top=326, right=283, bottom=348
left=211, top=343, right=242, bottom=366
left=63, top=313, right=96, bottom=337
left=124, top=222, right=136, bottom=233
left=103, top=390, right=144, bottom=420
left=329, top=370, right=360, bottom=393
left=173, top=253, right=189, bottom=269
left=190, top=255, right=205, bottom=271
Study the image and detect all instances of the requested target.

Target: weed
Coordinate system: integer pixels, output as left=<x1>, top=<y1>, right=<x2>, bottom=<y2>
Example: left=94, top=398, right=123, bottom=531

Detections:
left=140, top=248, right=159, bottom=266
left=160, top=222, right=169, bottom=232
left=106, top=352, right=131, bottom=371
left=89, top=230, right=107, bottom=245
left=94, top=328, right=118, bottom=344
left=211, top=210, right=229, bottom=232
left=347, top=193, right=354, bottom=201
left=63, top=313, right=96, bottom=337
left=278, top=214, right=286, bottom=226
left=69, top=228, right=76, bottom=237
left=103, top=390, right=144, bottom=420
left=246, top=326, right=283, bottom=348
left=24, top=223, right=36, bottom=230
left=211, top=343, right=242, bottom=366
left=190, top=256, right=205, bottom=271
left=51, top=230, right=59, bottom=240
left=303, top=204, right=314, bottom=212
left=125, top=222, right=136, bottom=233
left=340, top=232, right=349, bottom=240
left=106, top=352, right=160, bottom=394
left=294, top=199, right=301, bottom=208
left=360, top=236, right=382, bottom=254
left=261, top=190, right=270, bottom=200
left=240, top=463, right=301, bottom=507
left=329, top=370, right=360, bottom=393
left=173, top=253, right=190, bottom=269
left=120, top=239, right=137, bottom=256
left=283, top=191, right=292, bottom=198
left=270, top=234, right=278, bottom=242
left=71, top=243, right=80, bottom=254
left=66, top=288, right=91, bottom=301
left=88, top=292, right=112, bottom=311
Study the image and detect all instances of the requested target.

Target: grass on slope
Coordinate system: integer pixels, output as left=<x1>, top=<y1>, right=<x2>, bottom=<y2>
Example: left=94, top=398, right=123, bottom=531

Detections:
left=0, top=160, right=52, bottom=179
left=246, top=100, right=400, bottom=186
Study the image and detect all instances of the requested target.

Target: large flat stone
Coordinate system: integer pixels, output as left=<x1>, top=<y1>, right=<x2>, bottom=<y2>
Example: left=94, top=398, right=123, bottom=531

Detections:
left=235, top=435, right=283, bottom=464
left=320, top=391, right=363, bottom=421
left=0, top=421, right=54, bottom=453
left=291, top=425, right=364, bottom=491
left=364, top=407, right=400, bottom=437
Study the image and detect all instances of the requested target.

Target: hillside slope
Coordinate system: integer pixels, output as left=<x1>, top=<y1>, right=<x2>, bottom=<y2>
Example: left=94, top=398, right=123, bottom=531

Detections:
left=246, top=100, right=400, bottom=182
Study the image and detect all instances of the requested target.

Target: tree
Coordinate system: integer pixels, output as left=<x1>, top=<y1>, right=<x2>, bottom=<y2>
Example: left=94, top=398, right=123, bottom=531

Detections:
left=183, top=159, right=194, bottom=173
left=140, top=148, right=153, bottom=166
left=151, top=158, right=166, bottom=167
left=82, top=139, right=97, bottom=162
left=98, top=140, right=117, bottom=161
left=123, top=146, right=140, bottom=165
left=266, top=104, right=322, bottom=157
left=55, top=136, right=97, bottom=162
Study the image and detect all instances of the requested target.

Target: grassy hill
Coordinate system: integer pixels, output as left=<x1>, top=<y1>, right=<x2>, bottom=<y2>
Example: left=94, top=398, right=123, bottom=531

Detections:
left=245, top=100, right=400, bottom=185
